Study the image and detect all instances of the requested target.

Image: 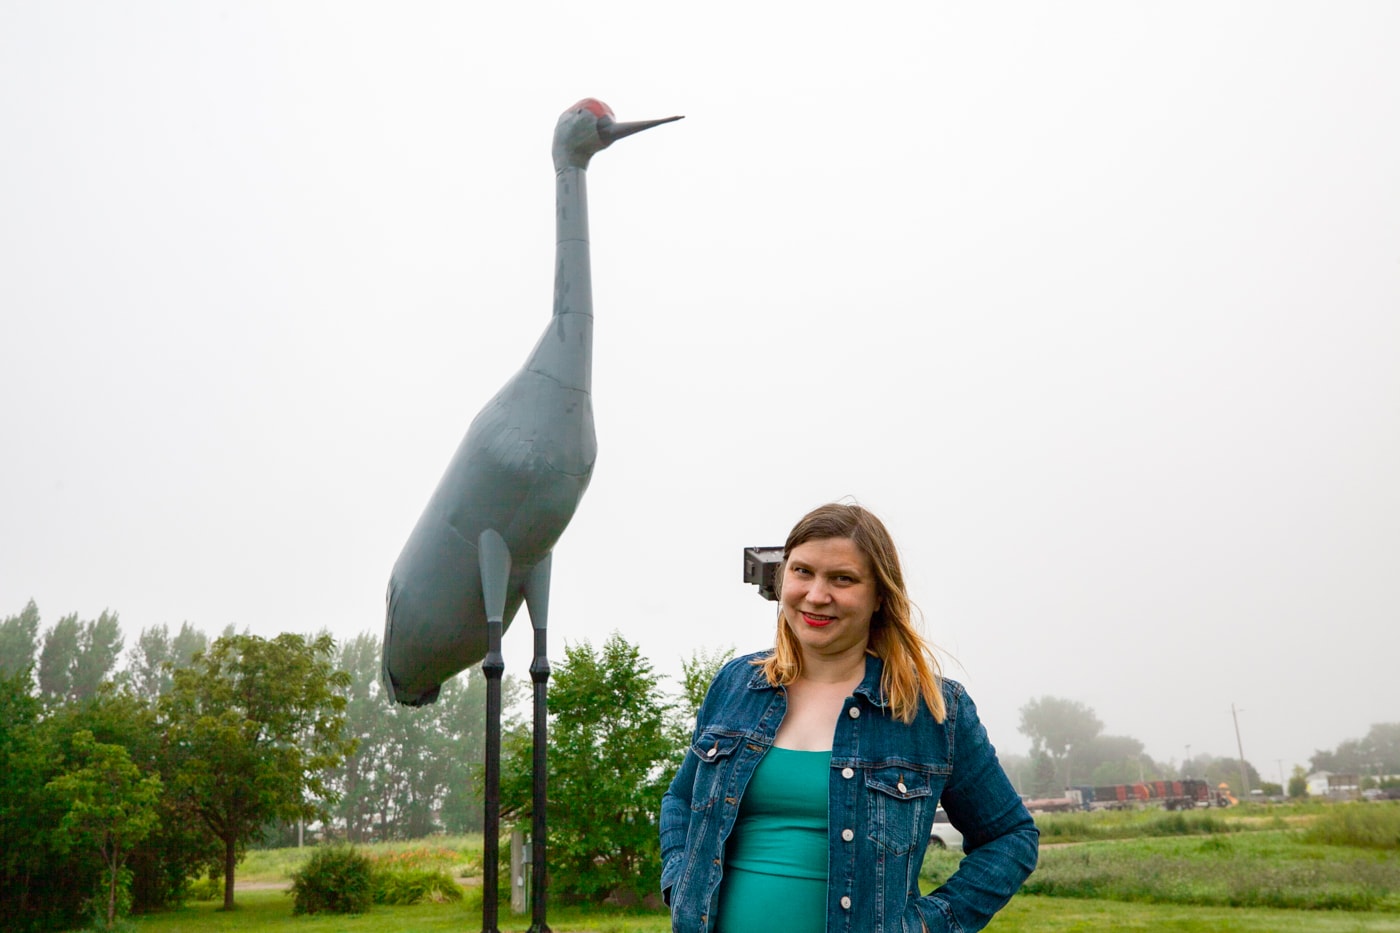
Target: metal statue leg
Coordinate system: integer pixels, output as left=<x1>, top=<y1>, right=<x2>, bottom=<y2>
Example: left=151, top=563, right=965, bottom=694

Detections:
left=478, top=530, right=511, bottom=933
left=524, top=554, right=553, bottom=933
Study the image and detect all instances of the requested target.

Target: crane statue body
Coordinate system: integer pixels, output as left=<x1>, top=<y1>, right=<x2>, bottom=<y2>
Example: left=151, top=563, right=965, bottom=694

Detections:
left=383, top=99, right=680, bottom=933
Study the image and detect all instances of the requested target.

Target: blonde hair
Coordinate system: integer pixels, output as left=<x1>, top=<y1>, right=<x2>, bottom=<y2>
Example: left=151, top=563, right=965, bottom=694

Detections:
left=757, top=503, right=945, bottom=724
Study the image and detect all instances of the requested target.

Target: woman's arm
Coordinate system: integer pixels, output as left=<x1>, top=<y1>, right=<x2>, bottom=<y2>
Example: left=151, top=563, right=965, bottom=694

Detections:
left=658, top=744, right=699, bottom=904
left=909, top=685, right=1039, bottom=933
left=661, top=658, right=733, bottom=905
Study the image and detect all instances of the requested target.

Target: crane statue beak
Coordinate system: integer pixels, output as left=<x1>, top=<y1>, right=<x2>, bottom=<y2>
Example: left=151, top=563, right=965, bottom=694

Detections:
left=597, top=113, right=684, bottom=146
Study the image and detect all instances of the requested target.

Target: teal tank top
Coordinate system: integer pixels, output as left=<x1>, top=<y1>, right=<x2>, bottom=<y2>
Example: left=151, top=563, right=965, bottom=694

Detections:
left=715, top=747, right=830, bottom=933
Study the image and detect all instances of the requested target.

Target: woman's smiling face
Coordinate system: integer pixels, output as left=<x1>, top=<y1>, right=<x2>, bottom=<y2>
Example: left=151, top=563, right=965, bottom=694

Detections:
left=780, top=537, right=882, bottom=664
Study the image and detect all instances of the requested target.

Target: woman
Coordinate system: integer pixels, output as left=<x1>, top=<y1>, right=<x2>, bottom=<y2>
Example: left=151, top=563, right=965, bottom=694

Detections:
left=660, top=503, right=1037, bottom=933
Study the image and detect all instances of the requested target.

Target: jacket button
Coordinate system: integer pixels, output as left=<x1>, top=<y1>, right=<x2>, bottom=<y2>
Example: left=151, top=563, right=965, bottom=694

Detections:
left=841, top=828, right=854, bottom=842
left=898, top=781, right=908, bottom=794
left=706, top=747, right=717, bottom=758
left=840, top=895, right=852, bottom=909
left=842, top=767, right=854, bottom=779
left=848, top=707, right=861, bottom=719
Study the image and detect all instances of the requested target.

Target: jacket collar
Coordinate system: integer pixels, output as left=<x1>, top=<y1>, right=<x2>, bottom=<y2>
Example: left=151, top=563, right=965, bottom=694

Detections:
left=745, top=651, right=890, bottom=708
left=854, top=652, right=890, bottom=708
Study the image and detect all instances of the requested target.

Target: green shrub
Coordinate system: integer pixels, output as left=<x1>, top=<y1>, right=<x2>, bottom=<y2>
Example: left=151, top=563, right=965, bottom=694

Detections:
left=186, top=876, right=220, bottom=902
left=372, top=865, right=464, bottom=905
left=288, top=845, right=375, bottom=915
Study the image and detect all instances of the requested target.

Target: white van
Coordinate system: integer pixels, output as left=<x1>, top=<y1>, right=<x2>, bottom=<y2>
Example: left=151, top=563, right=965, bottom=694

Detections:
left=929, top=806, right=963, bottom=850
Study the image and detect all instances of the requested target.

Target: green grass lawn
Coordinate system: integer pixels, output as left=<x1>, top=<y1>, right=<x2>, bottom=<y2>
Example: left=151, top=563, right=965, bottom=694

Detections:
left=990, top=896, right=1400, bottom=932
left=130, top=804, right=1400, bottom=932
left=136, top=888, right=668, bottom=933
left=132, top=888, right=1400, bottom=933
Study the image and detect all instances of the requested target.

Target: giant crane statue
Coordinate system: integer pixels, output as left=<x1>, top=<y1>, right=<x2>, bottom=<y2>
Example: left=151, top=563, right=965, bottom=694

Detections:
left=383, top=99, right=681, bottom=933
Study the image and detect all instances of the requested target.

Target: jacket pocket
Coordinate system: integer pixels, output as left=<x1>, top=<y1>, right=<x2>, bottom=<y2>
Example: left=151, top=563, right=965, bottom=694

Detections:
left=689, top=729, right=746, bottom=811
left=866, top=767, right=933, bottom=855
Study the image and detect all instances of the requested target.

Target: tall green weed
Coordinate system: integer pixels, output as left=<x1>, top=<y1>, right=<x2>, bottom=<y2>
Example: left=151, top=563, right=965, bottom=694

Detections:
left=1305, top=802, right=1400, bottom=850
left=1034, top=808, right=1240, bottom=842
left=372, top=866, right=463, bottom=905
left=1026, top=831, right=1400, bottom=912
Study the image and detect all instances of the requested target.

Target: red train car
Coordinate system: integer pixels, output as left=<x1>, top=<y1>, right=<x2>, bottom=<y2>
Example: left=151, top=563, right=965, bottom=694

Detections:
left=1080, top=779, right=1227, bottom=810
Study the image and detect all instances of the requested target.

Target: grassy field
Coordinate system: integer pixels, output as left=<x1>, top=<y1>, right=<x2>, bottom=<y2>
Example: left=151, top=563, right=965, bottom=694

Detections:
left=1026, top=832, right=1400, bottom=912
left=990, top=897, right=1400, bottom=932
left=237, top=836, right=481, bottom=886
left=131, top=888, right=1400, bottom=933
left=127, top=803, right=1400, bottom=933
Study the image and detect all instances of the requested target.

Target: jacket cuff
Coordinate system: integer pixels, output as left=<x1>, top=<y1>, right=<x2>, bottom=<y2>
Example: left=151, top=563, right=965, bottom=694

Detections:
left=910, top=895, right=961, bottom=933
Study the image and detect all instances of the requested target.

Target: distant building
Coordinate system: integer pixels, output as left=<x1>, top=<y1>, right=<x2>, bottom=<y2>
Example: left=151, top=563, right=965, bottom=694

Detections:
left=1306, top=771, right=1360, bottom=798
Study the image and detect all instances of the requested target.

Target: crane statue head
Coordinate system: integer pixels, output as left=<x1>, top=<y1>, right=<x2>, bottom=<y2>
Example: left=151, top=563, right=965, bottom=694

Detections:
left=552, top=98, right=683, bottom=171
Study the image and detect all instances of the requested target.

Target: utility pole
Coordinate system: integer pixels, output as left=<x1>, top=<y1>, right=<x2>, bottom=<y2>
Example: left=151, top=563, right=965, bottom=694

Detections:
left=1232, top=703, right=1252, bottom=797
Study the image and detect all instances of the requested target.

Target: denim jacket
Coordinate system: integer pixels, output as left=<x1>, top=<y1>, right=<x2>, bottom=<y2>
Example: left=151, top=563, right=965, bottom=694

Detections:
left=659, top=653, right=1037, bottom=933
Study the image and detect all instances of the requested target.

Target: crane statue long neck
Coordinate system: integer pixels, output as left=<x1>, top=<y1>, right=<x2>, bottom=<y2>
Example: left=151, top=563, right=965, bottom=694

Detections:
left=525, top=99, right=680, bottom=392
left=524, top=162, right=593, bottom=393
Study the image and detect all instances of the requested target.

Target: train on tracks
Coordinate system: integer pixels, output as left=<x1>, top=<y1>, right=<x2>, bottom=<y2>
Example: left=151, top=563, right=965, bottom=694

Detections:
left=1025, top=779, right=1235, bottom=812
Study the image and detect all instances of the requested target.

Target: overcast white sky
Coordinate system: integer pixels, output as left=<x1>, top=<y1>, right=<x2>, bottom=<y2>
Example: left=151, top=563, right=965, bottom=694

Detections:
left=3, top=2, right=1398, bottom=784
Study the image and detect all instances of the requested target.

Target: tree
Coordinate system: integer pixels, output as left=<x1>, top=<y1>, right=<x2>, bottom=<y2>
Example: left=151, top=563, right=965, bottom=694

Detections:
left=998, top=752, right=1031, bottom=795
left=1288, top=765, right=1309, bottom=799
left=2, top=673, right=194, bottom=930
left=127, top=622, right=209, bottom=702
left=170, top=622, right=209, bottom=671
left=45, top=683, right=218, bottom=914
left=38, top=614, right=82, bottom=701
left=678, top=646, right=734, bottom=729
left=37, top=612, right=124, bottom=704
left=1027, top=749, right=1058, bottom=797
left=128, top=624, right=173, bottom=699
left=1311, top=723, right=1400, bottom=777
left=1018, top=696, right=1103, bottom=789
left=434, top=667, right=496, bottom=835
left=329, top=632, right=384, bottom=843
left=0, top=600, right=41, bottom=678
left=71, top=612, right=124, bottom=702
left=162, top=633, right=353, bottom=909
left=503, top=634, right=679, bottom=905
left=46, top=731, right=161, bottom=930
left=1186, top=753, right=1261, bottom=797
left=325, top=632, right=513, bottom=843
left=0, top=667, right=53, bottom=928
left=1081, top=735, right=1161, bottom=785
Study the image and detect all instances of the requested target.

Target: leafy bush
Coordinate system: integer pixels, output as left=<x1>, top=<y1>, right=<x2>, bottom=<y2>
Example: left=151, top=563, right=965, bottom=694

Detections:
left=288, top=845, right=374, bottom=915
left=373, top=866, right=463, bottom=905
left=186, top=876, right=220, bottom=902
